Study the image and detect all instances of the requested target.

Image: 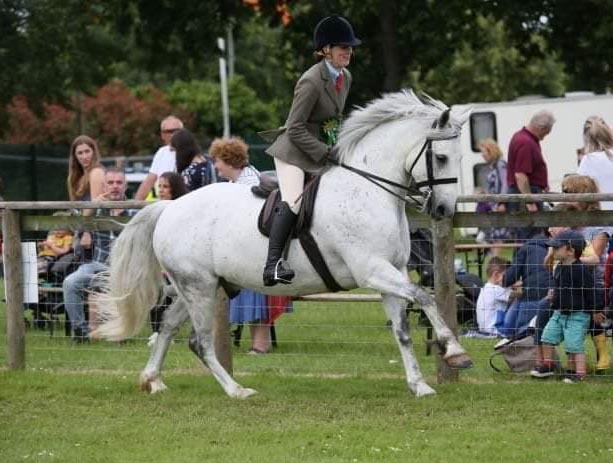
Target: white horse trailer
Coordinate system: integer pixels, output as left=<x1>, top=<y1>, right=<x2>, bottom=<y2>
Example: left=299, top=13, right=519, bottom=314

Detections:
left=453, top=93, right=613, bottom=214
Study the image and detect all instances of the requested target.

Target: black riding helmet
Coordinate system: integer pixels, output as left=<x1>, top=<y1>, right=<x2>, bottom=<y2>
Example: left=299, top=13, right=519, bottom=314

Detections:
left=313, top=15, right=362, bottom=51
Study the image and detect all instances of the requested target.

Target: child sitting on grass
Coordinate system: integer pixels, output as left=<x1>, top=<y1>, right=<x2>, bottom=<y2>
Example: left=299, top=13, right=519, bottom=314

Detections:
left=474, top=256, right=517, bottom=337
left=536, top=229, right=604, bottom=383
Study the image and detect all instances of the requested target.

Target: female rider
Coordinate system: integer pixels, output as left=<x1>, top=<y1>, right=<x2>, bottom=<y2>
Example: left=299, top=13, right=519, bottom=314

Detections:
left=262, top=15, right=361, bottom=286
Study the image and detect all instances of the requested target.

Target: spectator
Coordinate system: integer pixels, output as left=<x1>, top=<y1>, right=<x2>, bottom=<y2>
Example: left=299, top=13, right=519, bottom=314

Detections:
left=135, top=115, right=184, bottom=200
left=171, top=129, right=216, bottom=191
left=501, top=228, right=552, bottom=338
left=476, top=139, right=510, bottom=255
left=577, top=115, right=613, bottom=210
left=506, top=110, right=555, bottom=241
left=36, top=213, right=73, bottom=275
left=148, top=172, right=188, bottom=341
left=474, top=256, right=515, bottom=337
left=209, top=137, right=292, bottom=353
left=62, top=168, right=134, bottom=342
left=560, top=174, right=612, bottom=373
left=157, top=172, right=189, bottom=201
left=536, top=229, right=603, bottom=383
left=67, top=135, right=105, bottom=260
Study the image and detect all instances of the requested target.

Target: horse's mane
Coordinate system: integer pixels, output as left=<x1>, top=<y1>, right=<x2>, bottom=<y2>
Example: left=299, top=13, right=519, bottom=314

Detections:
left=336, top=90, right=449, bottom=163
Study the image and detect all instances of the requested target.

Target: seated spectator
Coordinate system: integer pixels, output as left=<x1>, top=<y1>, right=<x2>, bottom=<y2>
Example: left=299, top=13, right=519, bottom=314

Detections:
left=37, top=212, right=73, bottom=276
left=157, top=172, right=189, bottom=201
left=501, top=228, right=551, bottom=339
left=148, top=171, right=189, bottom=345
left=62, top=168, right=134, bottom=343
left=537, top=230, right=603, bottom=383
left=209, top=137, right=292, bottom=354
left=475, top=256, right=516, bottom=337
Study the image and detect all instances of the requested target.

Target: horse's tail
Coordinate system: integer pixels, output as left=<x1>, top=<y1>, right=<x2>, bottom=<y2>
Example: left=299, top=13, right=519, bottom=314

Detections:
left=93, top=201, right=170, bottom=341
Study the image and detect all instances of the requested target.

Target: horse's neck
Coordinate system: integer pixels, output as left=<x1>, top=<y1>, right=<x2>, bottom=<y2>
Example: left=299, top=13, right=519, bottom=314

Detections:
left=340, top=122, right=424, bottom=187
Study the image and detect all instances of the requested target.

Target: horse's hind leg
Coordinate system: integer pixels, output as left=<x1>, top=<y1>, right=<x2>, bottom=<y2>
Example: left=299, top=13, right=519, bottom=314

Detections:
left=364, top=261, right=473, bottom=370
left=382, top=294, right=436, bottom=397
left=140, top=297, right=190, bottom=393
left=184, top=282, right=256, bottom=399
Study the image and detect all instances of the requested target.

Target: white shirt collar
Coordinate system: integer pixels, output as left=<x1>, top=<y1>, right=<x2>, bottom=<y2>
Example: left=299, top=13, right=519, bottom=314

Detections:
left=324, top=60, right=343, bottom=81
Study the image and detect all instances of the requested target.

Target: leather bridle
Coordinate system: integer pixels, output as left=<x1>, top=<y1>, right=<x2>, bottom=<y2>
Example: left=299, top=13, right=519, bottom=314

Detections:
left=328, top=128, right=460, bottom=214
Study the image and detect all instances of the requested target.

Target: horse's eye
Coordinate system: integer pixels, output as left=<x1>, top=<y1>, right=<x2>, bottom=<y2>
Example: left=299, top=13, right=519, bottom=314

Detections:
left=436, top=154, right=448, bottom=164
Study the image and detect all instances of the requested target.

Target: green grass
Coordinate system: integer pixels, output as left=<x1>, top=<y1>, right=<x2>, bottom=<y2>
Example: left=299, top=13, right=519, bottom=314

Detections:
left=2, top=280, right=613, bottom=462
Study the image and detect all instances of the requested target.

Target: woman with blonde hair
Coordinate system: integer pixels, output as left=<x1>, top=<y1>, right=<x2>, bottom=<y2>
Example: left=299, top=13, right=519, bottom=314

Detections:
left=578, top=116, right=613, bottom=210
left=476, top=138, right=509, bottom=254
left=561, top=174, right=612, bottom=373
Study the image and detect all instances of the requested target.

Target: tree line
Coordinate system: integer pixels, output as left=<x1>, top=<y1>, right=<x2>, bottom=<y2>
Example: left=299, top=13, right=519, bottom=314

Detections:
left=1, top=0, right=612, bottom=155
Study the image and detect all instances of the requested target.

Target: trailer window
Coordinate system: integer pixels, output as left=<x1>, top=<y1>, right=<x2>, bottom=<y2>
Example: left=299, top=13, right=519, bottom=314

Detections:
left=470, top=112, right=497, bottom=152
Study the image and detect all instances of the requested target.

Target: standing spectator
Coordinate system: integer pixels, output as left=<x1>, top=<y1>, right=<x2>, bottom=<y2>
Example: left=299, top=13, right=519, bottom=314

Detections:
left=134, top=115, right=184, bottom=200
left=537, top=229, right=603, bottom=383
left=506, top=110, right=555, bottom=240
left=577, top=115, right=613, bottom=210
left=148, top=171, right=188, bottom=342
left=171, top=129, right=216, bottom=191
left=560, top=174, right=612, bottom=373
left=476, top=139, right=510, bottom=255
left=209, top=137, right=292, bottom=353
left=67, top=135, right=105, bottom=202
left=67, top=135, right=105, bottom=259
left=62, top=168, right=134, bottom=342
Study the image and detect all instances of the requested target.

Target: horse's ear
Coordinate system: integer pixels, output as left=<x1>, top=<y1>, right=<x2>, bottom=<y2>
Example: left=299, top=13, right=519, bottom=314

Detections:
left=437, top=109, right=450, bottom=128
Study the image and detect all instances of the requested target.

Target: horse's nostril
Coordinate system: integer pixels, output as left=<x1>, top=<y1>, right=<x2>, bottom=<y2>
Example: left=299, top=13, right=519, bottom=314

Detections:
left=436, top=205, right=447, bottom=217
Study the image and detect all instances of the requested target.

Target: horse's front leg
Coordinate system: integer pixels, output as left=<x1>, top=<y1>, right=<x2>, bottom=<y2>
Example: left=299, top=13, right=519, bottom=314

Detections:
left=382, top=294, right=436, bottom=397
left=140, top=297, right=190, bottom=394
left=364, top=261, right=473, bottom=370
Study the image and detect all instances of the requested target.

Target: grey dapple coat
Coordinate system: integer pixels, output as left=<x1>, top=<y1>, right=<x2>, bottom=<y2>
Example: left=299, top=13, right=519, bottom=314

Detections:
left=263, top=59, right=352, bottom=174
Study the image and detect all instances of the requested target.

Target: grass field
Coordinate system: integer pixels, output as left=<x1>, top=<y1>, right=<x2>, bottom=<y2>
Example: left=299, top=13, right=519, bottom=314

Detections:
left=2, top=279, right=613, bottom=463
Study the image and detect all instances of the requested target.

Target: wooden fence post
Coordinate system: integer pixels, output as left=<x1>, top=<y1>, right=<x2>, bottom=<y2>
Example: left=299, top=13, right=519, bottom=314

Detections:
left=432, top=217, right=459, bottom=383
left=214, top=287, right=232, bottom=375
left=2, top=209, right=26, bottom=369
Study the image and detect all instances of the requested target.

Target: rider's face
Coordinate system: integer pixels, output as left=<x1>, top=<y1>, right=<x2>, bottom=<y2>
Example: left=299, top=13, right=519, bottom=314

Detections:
left=327, top=45, right=352, bottom=69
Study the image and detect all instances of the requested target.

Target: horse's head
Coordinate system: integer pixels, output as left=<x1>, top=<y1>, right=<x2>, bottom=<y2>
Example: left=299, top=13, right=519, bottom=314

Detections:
left=406, top=105, right=470, bottom=219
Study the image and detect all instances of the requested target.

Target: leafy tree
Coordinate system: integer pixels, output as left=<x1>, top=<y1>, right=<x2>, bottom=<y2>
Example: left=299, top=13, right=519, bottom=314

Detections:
left=408, top=15, right=567, bottom=104
left=168, top=75, right=279, bottom=142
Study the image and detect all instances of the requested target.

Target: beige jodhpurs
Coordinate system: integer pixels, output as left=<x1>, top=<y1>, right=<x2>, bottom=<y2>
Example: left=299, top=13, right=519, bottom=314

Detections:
left=274, top=158, right=305, bottom=214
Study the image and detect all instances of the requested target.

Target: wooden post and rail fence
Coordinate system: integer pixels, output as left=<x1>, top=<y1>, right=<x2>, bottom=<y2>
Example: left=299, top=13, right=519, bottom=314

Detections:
left=3, top=193, right=613, bottom=382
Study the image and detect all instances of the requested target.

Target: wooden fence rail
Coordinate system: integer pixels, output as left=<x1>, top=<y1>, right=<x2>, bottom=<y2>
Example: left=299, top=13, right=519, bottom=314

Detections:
left=3, top=194, right=613, bottom=382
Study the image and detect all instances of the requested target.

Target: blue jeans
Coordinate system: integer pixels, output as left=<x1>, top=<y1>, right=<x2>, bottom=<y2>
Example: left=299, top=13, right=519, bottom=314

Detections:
left=500, top=299, right=543, bottom=338
left=62, top=262, right=107, bottom=333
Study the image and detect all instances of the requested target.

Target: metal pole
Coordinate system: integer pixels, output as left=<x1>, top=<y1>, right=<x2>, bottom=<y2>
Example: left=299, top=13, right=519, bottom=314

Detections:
left=217, top=37, right=231, bottom=137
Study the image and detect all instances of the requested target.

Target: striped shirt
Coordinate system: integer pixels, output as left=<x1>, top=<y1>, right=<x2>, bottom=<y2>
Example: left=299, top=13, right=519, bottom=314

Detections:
left=234, top=165, right=260, bottom=187
left=92, top=208, right=136, bottom=264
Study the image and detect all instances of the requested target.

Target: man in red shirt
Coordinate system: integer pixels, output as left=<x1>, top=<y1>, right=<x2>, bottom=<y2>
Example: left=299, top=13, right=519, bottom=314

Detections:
left=506, top=110, right=555, bottom=240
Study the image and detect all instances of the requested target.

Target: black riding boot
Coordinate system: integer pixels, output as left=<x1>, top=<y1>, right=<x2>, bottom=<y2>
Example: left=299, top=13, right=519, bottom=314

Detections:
left=263, top=201, right=297, bottom=286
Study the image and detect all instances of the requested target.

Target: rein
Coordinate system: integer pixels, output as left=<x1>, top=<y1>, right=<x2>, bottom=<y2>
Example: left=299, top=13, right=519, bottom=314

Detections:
left=329, top=133, right=459, bottom=212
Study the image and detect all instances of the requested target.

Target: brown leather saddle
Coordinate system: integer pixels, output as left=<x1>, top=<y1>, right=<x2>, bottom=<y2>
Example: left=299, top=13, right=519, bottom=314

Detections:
left=252, top=172, right=343, bottom=292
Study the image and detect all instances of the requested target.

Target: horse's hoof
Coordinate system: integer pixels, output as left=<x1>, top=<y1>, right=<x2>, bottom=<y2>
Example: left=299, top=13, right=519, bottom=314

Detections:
left=149, top=379, right=168, bottom=394
left=445, top=353, right=474, bottom=370
left=413, top=383, right=437, bottom=397
left=233, top=387, right=258, bottom=399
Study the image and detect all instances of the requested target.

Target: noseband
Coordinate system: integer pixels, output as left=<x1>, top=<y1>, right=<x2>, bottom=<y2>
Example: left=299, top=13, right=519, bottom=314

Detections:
left=329, top=130, right=460, bottom=213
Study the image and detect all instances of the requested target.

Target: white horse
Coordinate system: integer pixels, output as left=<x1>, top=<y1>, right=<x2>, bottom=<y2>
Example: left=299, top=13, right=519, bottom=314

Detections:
left=94, top=90, right=472, bottom=398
